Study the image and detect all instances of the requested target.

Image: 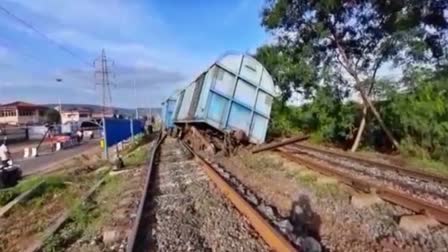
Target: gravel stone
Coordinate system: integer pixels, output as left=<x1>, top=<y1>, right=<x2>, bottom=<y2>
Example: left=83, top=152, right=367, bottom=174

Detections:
left=139, top=138, right=268, bottom=251
left=290, top=145, right=448, bottom=208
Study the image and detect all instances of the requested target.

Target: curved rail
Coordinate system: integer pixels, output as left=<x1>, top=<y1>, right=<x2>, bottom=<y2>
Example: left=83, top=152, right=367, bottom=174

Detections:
left=126, top=131, right=165, bottom=252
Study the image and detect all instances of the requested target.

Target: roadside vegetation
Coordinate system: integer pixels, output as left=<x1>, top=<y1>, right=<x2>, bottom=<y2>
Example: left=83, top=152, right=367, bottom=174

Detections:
left=0, top=134, right=154, bottom=252
left=41, top=135, right=154, bottom=251
left=257, top=0, right=448, bottom=171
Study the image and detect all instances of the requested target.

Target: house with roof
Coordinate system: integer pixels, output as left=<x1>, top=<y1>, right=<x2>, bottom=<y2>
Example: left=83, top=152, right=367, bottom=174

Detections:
left=60, top=107, right=94, bottom=124
left=0, top=101, right=49, bottom=125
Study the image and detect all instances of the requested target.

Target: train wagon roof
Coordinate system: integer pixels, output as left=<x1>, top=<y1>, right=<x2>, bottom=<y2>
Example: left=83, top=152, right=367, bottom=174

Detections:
left=167, top=52, right=276, bottom=99
left=214, top=52, right=275, bottom=95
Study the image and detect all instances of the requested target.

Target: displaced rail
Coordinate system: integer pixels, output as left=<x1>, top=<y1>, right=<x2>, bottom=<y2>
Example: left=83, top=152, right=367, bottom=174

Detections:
left=278, top=146, right=448, bottom=225
left=127, top=134, right=296, bottom=251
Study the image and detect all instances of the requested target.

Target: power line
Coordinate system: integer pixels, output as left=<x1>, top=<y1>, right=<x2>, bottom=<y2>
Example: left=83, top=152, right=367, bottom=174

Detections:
left=0, top=38, right=46, bottom=65
left=0, top=38, right=94, bottom=84
left=0, top=4, right=92, bottom=67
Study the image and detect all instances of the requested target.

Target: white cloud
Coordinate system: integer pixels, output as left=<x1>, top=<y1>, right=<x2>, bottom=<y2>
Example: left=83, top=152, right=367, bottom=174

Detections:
left=48, top=29, right=207, bottom=74
left=4, top=0, right=193, bottom=69
left=0, top=0, right=230, bottom=107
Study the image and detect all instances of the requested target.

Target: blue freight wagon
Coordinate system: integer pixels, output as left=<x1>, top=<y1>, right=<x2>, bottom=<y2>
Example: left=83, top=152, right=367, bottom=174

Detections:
left=173, top=53, right=275, bottom=144
left=161, top=95, right=177, bottom=130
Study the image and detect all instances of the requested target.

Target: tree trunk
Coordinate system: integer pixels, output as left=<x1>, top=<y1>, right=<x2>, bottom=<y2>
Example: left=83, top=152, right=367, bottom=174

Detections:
left=350, top=105, right=368, bottom=152
left=357, top=87, right=401, bottom=151
left=330, top=33, right=399, bottom=151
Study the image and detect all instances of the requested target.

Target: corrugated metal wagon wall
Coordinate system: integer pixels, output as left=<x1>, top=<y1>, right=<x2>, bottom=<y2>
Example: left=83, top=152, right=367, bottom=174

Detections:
left=188, top=73, right=206, bottom=119
left=205, top=54, right=275, bottom=143
left=172, top=53, right=275, bottom=144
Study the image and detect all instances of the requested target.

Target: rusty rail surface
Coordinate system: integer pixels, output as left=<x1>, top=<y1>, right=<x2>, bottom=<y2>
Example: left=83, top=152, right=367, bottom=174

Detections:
left=278, top=148, right=448, bottom=225
left=182, top=141, right=297, bottom=252
left=126, top=131, right=165, bottom=252
left=252, top=135, right=309, bottom=154
left=290, top=143, right=448, bottom=187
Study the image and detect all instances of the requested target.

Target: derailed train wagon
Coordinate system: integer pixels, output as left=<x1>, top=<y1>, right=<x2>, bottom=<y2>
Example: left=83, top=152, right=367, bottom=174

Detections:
left=161, top=95, right=178, bottom=130
left=172, top=53, right=275, bottom=144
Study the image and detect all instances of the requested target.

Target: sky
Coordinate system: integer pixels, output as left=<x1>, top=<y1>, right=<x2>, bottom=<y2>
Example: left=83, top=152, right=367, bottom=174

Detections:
left=0, top=0, right=269, bottom=108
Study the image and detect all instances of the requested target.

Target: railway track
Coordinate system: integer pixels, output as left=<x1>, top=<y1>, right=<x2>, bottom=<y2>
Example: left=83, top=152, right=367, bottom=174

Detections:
left=277, top=144, right=448, bottom=225
left=127, top=135, right=297, bottom=252
left=291, top=143, right=448, bottom=186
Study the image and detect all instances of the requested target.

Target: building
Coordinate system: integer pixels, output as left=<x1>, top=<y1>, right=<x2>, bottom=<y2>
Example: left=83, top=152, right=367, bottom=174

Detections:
left=0, top=101, right=49, bottom=125
left=60, top=108, right=93, bottom=124
left=92, top=108, right=115, bottom=119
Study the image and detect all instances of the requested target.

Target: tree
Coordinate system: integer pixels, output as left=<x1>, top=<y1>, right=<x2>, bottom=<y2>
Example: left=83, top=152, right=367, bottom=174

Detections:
left=255, top=45, right=317, bottom=104
left=44, top=109, right=61, bottom=124
left=262, top=0, right=448, bottom=151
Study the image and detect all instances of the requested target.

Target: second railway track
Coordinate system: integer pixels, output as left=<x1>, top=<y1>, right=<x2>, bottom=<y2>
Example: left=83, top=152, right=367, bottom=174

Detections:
left=127, top=135, right=296, bottom=251
left=282, top=144, right=448, bottom=207
left=278, top=143, right=448, bottom=225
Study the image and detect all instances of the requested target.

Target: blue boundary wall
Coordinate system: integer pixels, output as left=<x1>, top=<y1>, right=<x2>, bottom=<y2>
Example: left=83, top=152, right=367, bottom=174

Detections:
left=103, top=118, right=144, bottom=147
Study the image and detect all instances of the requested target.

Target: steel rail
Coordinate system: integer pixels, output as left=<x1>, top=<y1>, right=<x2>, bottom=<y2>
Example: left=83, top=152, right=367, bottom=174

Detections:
left=126, top=131, right=166, bottom=252
left=182, top=141, right=297, bottom=252
left=252, top=135, right=309, bottom=154
left=278, top=148, right=448, bottom=225
left=290, top=143, right=448, bottom=187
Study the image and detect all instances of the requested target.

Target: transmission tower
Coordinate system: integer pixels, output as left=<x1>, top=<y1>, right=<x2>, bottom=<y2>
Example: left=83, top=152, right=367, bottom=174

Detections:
left=94, top=49, right=114, bottom=117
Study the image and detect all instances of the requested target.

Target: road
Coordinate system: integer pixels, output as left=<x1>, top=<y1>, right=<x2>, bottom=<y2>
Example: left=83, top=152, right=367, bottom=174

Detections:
left=18, top=139, right=100, bottom=176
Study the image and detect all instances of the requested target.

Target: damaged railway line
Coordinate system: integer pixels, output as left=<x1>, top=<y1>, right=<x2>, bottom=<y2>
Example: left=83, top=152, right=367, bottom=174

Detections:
left=277, top=142, right=448, bottom=226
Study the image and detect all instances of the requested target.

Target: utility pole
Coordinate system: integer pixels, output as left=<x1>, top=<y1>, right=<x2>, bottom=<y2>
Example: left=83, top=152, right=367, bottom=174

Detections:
left=94, top=49, right=114, bottom=161
left=56, top=78, right=63, bottom=115
left=134, top=79, right=139, bottom=119
left=94, top=49, right=114, bottom=118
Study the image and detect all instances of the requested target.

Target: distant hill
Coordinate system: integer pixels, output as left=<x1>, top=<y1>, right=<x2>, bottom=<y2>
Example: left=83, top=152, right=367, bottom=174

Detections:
left=44, top=104, right=161, bottom=118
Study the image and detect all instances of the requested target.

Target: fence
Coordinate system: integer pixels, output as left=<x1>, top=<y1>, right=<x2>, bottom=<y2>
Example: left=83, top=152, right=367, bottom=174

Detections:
left=0, top=127, right=28, bottom=143
left=102, top=118, right=144, bottom=159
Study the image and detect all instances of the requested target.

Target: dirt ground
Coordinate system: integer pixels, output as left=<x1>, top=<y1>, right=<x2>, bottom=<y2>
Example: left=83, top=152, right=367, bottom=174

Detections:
left=215, top=149, right=447, bottom=252
left=43, top=143, right=153, bottom=252
left=0, top=156, right=107, bottom=252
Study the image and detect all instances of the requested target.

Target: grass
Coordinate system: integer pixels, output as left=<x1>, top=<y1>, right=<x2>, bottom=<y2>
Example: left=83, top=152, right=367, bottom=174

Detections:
left=288, top=169, right=348, bottom=198
left=42, top=172, right=126, bottom=252
left=90, top=174, right=123, bottom=225
left=240, top=152, right=284, bottom=173
left=121, top=133, right=153, bottom=154
left=23, top=137, right=155, bottom=251
left=0, top=152, right=114, bottom=252
left=354, top=142, right=448, bottom=177
left=407, top=157, right=448, bottom=177
left=241, top=151, right=349, bottom=199
left=43, top=199, right=100, bottom=252
left=24, top=177, right=67, bottom=204
left=123, top=144, right=150, bottom=167
left=116, top=133, right=157, bottom=167
left=0, top=175, right=67, bottom=206
left=293, top=173, right=317, bottom=185
left=42, top=174, right=112, bottom=252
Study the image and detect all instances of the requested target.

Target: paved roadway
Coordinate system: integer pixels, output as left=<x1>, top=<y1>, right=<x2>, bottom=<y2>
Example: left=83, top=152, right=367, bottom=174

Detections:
left=17, top=139, right=100, bottom=176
